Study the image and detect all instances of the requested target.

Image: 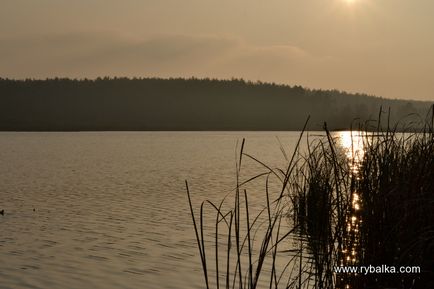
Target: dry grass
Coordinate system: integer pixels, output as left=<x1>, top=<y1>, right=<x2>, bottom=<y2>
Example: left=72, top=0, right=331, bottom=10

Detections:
left=187, top=107, right=434, bottom=289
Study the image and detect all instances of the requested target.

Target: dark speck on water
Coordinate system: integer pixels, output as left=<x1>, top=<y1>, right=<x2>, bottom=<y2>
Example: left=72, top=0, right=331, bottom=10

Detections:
left=0, top=131, right=307, bottom=289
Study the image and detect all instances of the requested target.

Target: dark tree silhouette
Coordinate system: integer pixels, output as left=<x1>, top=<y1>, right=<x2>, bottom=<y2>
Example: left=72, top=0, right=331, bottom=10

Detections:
left=0, top=77, right=431, bottom=131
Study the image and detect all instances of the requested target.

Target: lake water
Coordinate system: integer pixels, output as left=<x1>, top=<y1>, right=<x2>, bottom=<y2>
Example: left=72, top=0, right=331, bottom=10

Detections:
left=0, top=131, right=339, bottom=289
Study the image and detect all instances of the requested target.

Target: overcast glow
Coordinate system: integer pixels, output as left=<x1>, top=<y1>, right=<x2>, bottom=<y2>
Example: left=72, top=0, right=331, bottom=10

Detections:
left=1, top=0, right=433, bottom=101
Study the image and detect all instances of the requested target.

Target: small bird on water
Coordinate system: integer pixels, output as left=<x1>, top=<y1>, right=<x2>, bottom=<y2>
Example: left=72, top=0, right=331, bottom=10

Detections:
left=0, top=209, right=4, bottom=215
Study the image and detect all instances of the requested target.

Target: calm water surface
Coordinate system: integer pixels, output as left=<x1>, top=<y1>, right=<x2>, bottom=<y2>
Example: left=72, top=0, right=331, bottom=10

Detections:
left=0, top=131, right=332, bottom=289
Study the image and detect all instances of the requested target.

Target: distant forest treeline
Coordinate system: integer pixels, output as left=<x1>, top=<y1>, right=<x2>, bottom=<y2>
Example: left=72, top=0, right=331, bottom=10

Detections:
left=0, top=77, right=432, bottom=131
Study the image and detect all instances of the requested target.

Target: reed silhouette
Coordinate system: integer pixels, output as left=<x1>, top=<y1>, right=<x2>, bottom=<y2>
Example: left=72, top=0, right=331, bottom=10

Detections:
left=187, top=108, right=434, bottom=289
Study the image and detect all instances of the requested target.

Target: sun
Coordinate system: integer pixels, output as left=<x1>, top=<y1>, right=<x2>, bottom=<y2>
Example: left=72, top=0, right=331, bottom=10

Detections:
left=344, top=0, right=357, bottom=4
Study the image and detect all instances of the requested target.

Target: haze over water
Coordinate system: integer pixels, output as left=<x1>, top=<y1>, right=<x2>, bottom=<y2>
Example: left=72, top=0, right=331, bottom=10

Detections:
left=1, top=0, right=432, bottom=287
left=1, top=131, right=327, bottom=289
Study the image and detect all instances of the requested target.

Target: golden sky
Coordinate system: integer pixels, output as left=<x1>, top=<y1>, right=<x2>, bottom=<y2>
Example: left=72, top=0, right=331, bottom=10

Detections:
left=1, top=0, right=433, bottom=100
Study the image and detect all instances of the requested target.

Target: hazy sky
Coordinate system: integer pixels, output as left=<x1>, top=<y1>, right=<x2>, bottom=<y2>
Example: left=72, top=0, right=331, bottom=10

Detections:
left=1, top=0, right=433, bottom=100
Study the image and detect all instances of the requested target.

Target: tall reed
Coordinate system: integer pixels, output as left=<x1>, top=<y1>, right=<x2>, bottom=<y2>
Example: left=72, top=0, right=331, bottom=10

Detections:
left=187, top=107, right=434, bottom=289
left=355, top=109, right=434, bottom=289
